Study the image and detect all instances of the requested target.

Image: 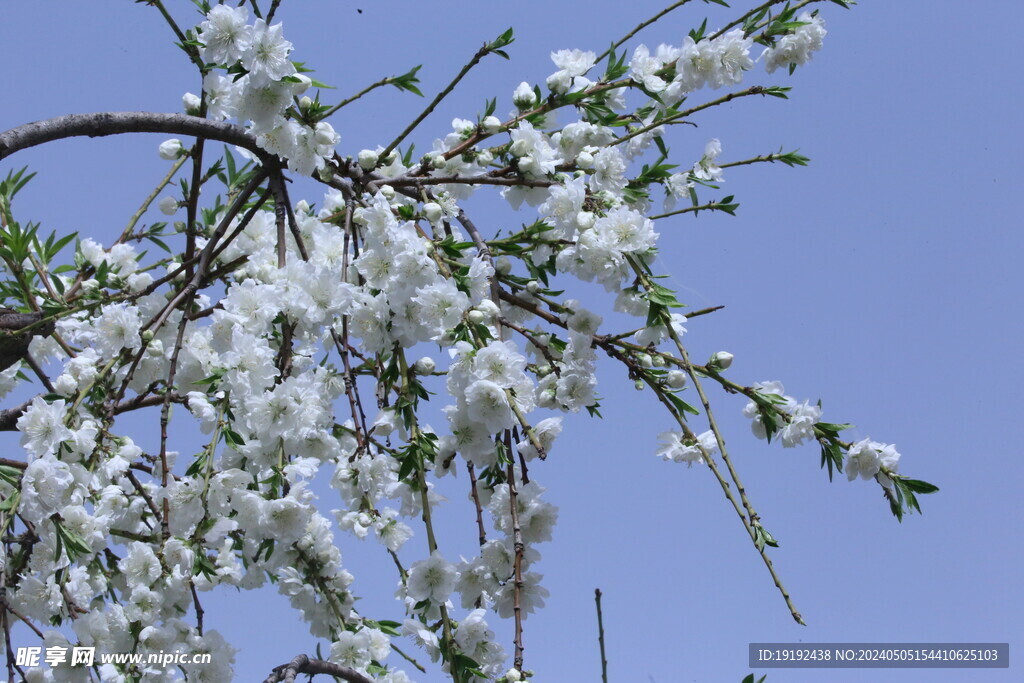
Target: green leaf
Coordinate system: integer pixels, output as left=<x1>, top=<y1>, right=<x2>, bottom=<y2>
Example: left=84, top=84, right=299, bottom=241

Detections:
left=688, top=18, right=709, bottom=43
left=0, top=465, right=22, bottom=487
left=53, top=518, right=92, bottom=561
left=816, top=422, right=852, bottom=435
left=646, top=282, right=682, bottom=308
left=391, top=65, right=424, bottom=97
left=604, top=44, right=629, bottom=80
left=761, top=86, right=792, bottom=99
left=819, top=440, right=844, bottom=481
left=901, top=478, right=939, bottom=494
left=223, top=428, right=245, bottom=448
left=776, top=149, right=810, bottom=167
left=487, top=27, right=515, bottom=55
left=0, top=492, right=20, bottom=513
left=185, top=453, right=209, bottom=478
left=654, top=136, right=669, bottom=157
left=715, top=195, right=739, bottom=215
left=148, top=235, right=172, bottom=253
left=665, top=392, right=699, bottom=418
left=752, top=522, right=779, bottom=552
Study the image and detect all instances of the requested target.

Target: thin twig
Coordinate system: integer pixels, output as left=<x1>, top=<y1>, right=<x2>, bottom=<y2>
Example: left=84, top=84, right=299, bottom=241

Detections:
left=595, top=588, right=609, bottom=683
left=320, top=76, right=396, bottom=119
left=595, top=0, right=699, bottom=64
left=612, top=86, right=769, bottom=149
left=380, top=42, right=494, bottom=161
left=467, top=462, right=487, bottom=549
left=506, top=432, right=525, bottom=671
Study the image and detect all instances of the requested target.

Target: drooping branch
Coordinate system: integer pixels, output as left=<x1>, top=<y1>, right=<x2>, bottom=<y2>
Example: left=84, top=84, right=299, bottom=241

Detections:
left=0, top=112, right=265, bottom=162
left=263, top=654, right=374, bottom=683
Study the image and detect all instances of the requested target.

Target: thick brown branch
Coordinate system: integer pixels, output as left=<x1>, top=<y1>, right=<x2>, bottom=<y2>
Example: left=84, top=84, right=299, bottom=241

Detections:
left=0, top=399, right=31, bottom=432
left=0, top=311, right=54, bottom=373
left=264, top=655, right=374, bottom=683
left=0, top=112, right=263, bottom=162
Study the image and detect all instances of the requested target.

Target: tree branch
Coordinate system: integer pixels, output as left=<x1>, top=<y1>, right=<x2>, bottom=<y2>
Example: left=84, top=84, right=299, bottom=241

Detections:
left=264, top=654, right=374, bottom=683
left=0, top=112, right=264, bottom=162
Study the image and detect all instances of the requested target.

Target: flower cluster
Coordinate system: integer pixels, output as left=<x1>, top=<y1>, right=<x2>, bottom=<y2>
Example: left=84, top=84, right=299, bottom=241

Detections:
left=845, top=438, right=901, bottom=487
left=627, top=27, right=753, bottom=103
left=194, top=6, right=340, bottom=175
left=742, top=380, right=823, bottom=448
left=762, top=12, right=827, bottom=74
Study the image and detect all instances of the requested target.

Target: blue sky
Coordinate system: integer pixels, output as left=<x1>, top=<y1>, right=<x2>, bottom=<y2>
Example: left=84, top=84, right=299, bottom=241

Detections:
left=1, top=1, right=1021, bottom=681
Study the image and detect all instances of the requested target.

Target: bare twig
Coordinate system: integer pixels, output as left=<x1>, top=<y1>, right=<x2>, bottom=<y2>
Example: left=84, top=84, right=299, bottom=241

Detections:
left=595, top=588, right=609, bottom=683
left=380, top=41, right=495, bottom=161
left=506, top=432, right=526, bottom=670
left=595, top=0, right=699, bottom=64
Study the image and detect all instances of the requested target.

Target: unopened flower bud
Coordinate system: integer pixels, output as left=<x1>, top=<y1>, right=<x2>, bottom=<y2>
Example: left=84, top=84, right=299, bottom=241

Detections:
left=634, top=379, right=645, bottom=391
left=182, top=92, right=201, bottom=115
left=652, top=355, right=666, bottom=367
left=637, top=353, right=652, bottom=368
left=576, top=211, right=595, bottom=229
left=482, top=115, right=502, bottom=133
left=291, top=73, right=312, bottom=95
left=476, top=149, right=494, bottom=165
left=159, top=139, right=184, bottom=160
left=314, top=121, right=338, bottom=146
left=158, top=196, right=178, bottom=216
left=423, top=202, right=443, bottom=223
left=414, top=356, right=436, bottom=375
left=513, top=82, right=537, bottom=109
left=295, top=199, right=311, bottom=215
left=575, top=151, right=594, bottom=169
left=467, top=310, right=485, bottom=324
left=665, top=369, right=687, bottom=389
left=526, top=280, right=541, bottom=294
left=546, top=72, right=567, bottom=93
left=495, top=256, right=512, bottom=275
left=477, top=300, right=500, bottom=319
left=379, top=185, right=396, bottom=199
left=709, top=351, right=734, bottom=370
left=432, top=154, right=448, bottom=169
left=536, top=364, right=552, bottom=377
left=358, top=149, right=379, bottom=170
left=141, top=329, right=155, bottom=343
left=505, top=669, right=523, bottom=682
left=299, top=95, right=313, bottom=111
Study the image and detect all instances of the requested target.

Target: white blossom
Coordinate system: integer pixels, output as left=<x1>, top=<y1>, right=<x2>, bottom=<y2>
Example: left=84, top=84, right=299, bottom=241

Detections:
left=407, top=551, right=457, bottom=604
left=199, top=5, right=252, bottom=65
left=17, top=397, right=72, bottom=459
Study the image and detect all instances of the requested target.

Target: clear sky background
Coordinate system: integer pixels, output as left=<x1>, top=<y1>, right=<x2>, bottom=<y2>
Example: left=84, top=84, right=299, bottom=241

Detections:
left=1, top=1, right=1022, bottom=682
